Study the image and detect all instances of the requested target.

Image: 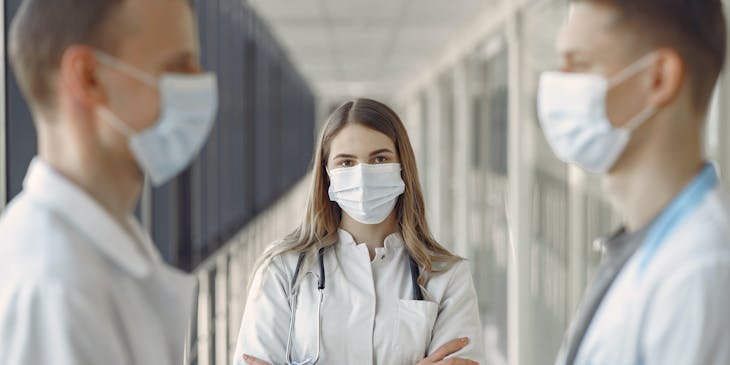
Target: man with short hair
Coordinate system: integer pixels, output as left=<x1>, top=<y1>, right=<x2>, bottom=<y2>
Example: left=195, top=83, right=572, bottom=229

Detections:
left=538, top=0, right=730, bottom=364
left=0, top=0, right=217, bottom=363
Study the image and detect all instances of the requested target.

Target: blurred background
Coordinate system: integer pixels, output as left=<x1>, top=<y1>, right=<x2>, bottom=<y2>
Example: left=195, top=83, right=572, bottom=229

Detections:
left=2, top=0, right=730, bottom=364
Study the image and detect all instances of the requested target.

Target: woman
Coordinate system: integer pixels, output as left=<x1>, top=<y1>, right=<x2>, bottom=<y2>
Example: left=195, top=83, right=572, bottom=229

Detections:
left=235, top=99, right=485, bottom=365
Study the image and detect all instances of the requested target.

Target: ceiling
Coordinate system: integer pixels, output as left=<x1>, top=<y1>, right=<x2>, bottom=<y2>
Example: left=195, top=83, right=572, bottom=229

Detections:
left=249, top=0, right=498, bottom=103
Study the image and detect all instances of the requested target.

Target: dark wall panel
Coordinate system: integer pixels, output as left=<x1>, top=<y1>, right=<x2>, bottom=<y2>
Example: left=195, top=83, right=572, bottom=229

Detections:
left=253, top=37, right=273, bottom=211
left=202, top=0, right=221, bottom=255
left=157, top=0, right=316, bottom=270
left=5, top=0, right=36, bottom=201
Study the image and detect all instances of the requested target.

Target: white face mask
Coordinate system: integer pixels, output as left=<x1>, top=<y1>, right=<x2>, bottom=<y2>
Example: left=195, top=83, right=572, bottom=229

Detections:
left=537, top=54, right=657, bottom=173
left=95, top=51, right=219, bottom=186
left=328, top=163, right=406, bottom=225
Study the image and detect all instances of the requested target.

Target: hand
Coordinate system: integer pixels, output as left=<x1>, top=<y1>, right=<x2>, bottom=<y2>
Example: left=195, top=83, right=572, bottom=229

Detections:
left=241, top=354, right=272, bottom=365
left=417, top=337, right=478, bottom=365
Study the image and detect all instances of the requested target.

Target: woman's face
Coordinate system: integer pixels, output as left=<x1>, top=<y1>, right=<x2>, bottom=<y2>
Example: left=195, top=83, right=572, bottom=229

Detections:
left=327, top=123, right=400, bottom=171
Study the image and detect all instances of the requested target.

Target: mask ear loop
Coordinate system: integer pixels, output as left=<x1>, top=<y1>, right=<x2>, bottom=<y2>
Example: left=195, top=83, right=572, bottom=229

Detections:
left=94, top=51, right=159, bottom=137
left=607, top=53, right=660, bottom=132
left=97, top=106, right=137, bottom=137
left=95, top=51, right=159, bottom=88
left=622, top=105, right=658, bottom=132
left=607, top=53, right=658, bottom=88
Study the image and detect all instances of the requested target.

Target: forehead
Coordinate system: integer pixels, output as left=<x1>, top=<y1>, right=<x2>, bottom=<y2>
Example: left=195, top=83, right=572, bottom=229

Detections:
left=329, top=124, right=395, bottom=154
left=114, top=0, right=198, bottom=61
left=557, top=3, right=630, bottom=59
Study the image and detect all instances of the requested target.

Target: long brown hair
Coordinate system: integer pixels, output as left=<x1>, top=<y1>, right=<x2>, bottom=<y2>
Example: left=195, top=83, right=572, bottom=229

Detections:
left=254, top=98, right=461, bottom=289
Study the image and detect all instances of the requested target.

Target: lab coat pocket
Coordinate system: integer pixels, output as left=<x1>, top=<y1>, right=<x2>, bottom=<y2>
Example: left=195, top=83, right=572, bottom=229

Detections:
left=394, top=299, right=438, bottom=364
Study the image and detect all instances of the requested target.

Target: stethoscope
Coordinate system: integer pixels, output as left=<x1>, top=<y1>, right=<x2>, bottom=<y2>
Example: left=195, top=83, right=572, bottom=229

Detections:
left=285, top=247, right=424, bottom=365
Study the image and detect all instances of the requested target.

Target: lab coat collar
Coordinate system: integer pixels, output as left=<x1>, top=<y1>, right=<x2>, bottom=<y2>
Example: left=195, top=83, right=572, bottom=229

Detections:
left=23, top=158, right=156, bottom=278
left=336, top=228, right=405, bottom=250
left=384, top=232, right=405, bottom=250
left=337, top=229, right=357, bottom=246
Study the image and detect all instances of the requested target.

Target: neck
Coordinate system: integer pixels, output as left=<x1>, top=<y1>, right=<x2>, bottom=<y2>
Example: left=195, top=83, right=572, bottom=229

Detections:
left=37, top=115, right=143, bottom=224
left=340, top=212, right=399, bottom=259
left=605, top=115, right=704, bottom=232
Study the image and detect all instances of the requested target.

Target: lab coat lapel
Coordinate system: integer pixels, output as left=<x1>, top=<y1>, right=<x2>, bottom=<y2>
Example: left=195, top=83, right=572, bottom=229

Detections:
left=148, top=264, right=197, bottom=364
left=118, top=186, right=197, bottom=363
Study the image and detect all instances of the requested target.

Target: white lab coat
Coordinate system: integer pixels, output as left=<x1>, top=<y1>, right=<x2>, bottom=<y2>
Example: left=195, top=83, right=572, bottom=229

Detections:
left=234, top=229, right=486, bottom=365
left=0, top=159, right=197, bottom=365
left=556, top=165, right=730, bottom=364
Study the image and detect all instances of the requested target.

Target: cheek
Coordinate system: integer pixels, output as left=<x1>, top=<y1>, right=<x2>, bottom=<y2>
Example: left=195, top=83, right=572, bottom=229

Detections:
left=111, top=84, right=161, bottom=132
left=605, top=82, right=650, bottom=127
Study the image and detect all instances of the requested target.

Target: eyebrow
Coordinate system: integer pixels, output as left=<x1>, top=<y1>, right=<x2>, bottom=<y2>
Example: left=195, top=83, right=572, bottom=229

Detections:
left=369, top=149, right=394, bottom=157
left=332, top=149, right=395, bottom=160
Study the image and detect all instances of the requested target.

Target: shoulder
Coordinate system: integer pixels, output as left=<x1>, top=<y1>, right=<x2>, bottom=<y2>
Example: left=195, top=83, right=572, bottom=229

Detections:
left=0, top=263, right=119, bottom=335
left=440, top=258, right=471, bottom=278
left=688, top=187, right=730, bottom=249
left=0, top=270, right=127, bottom=364
left=645, top=187, right=730, bottom=283
left=641, top=190, right=730, bottom=309
left=261, top=239, right=304, bottom=272
left=250, top=242, right=303, bottom=288
left=0, top=192, right=60, bottom=244
left=694, top=186, right=730, bottom=229
left=270, top=250, right=302, bottom=278
left=425, top=258, right=474, bottom=298
left=641, top=255, right=730, bottom=342
left=430, top=256, right=471, bottom=279
left=0, top=193, right=115, bottom=298
left=652, top=254, right=730, bottom=297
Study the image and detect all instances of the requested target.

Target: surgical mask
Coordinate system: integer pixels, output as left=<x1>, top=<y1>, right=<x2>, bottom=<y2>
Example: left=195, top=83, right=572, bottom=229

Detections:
left=95, top=51, right=219, bottom=186
left=328, top=163, right=406, bottom=225
left=537, top=54, right=657, bottom=173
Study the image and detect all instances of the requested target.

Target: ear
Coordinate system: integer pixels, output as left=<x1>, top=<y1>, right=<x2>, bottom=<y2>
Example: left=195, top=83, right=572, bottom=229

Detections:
left=647, top=49, right=685, bottom=109
left=58, top=45, right=106, bottom=109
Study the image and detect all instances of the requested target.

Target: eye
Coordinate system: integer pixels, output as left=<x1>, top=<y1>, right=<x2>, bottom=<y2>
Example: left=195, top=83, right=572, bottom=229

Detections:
left=340, top=159, right=355, bottom=167
left=373, top=156, right=389, bottom=164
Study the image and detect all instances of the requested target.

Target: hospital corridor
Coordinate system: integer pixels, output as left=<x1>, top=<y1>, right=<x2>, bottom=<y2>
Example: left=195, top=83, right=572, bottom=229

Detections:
left=1, top=0, right=729, bottom=364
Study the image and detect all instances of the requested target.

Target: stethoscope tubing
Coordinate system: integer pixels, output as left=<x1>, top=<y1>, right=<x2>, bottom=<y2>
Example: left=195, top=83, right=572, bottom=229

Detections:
left=285, top=246, right=423, bottom=365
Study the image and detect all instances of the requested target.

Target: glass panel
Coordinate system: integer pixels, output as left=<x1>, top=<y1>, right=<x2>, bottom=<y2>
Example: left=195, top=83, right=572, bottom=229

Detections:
left=466, top=35, right=511, bottom=362
left=520, top=1, right=570, bottom=363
